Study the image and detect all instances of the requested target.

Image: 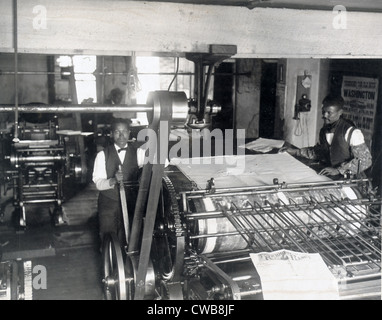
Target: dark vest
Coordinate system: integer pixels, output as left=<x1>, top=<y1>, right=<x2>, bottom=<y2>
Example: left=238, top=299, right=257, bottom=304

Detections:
left=100, top=144, right=140, bottom=200
left=319, top=118, right=355, bottom=167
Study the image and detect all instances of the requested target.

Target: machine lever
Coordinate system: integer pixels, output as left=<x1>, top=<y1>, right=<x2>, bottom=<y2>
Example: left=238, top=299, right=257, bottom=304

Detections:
left=118, top=165, right=130, bottom=247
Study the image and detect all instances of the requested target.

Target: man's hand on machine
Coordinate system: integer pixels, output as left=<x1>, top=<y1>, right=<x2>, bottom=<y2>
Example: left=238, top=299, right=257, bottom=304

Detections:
left=278, top=147, right=299, bottom=156
left=115, top=171, right=123, bottom=183
left=109, top=166, right=124, bottom=187
left=318, top=167, right=340, bottom=176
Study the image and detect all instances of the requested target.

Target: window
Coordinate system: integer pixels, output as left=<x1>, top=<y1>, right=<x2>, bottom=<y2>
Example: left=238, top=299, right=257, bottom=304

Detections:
left=56, top=55, right=97, bottom=104
left=72, top=55, right=97, bottom=103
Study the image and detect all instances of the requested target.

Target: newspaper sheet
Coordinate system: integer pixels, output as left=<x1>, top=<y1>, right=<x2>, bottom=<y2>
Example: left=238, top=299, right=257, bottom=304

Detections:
left=250, top=249, right=339, bottom=300
left=171, top=153, right=330, bottom=189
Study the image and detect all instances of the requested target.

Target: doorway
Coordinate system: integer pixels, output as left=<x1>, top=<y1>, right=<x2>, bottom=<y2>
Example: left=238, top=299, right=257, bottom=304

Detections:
left=212, top=62, right=234, bottom=130
left=259, top=60, right=278, bottom=138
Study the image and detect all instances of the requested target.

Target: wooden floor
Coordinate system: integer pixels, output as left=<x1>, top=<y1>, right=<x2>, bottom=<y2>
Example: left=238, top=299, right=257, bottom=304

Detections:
left=0, top=182, right=104, bottom=300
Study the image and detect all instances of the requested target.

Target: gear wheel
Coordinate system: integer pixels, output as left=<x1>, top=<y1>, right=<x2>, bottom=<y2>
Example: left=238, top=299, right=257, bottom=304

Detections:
left=152, top=176, right=185, bottom=283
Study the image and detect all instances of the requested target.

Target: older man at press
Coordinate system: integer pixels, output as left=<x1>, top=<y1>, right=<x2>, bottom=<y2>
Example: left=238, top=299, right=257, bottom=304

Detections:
left=281, top=94, right=372, bottom=178
left=92, top=118, right=145, bottom=248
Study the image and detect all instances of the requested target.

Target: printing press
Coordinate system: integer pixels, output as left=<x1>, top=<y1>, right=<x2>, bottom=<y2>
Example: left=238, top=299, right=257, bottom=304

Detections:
left=99, top=91, right=381, bottom=301
left=159, top=156, right=381, bottom=300
left=0, top=112, right=87, bottom=227
left=0, top=89, right=380, bottom=300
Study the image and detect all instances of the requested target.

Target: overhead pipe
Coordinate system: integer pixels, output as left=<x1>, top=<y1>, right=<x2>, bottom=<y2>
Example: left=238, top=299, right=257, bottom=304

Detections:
left=0, top=104, right=151, bottom=113
left=0, top=71, right=251, bottom=77
left=13, top=0, right=19, bottom=142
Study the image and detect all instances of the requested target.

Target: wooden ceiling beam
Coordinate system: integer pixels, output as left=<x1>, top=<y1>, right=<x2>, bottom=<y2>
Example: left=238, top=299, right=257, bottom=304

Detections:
left=127, top=0, right=382, bottom=12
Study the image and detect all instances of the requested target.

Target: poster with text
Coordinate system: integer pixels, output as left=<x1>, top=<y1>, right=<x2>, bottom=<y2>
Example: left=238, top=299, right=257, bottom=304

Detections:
left=341, top=76, right=378, bottom=149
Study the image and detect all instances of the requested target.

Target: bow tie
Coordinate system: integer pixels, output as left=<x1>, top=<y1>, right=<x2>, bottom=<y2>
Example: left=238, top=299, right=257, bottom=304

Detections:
left=118, top=147, right=128, bottom=153
left=324, top=121, right=339, bottom=133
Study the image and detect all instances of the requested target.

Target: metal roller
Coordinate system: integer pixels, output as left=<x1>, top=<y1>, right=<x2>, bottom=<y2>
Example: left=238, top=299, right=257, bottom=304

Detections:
left=189, top=197, right=248, bottom=254
left=8, top=153, right=66, bottom=167
left=145, top=90, right=189, bottom=128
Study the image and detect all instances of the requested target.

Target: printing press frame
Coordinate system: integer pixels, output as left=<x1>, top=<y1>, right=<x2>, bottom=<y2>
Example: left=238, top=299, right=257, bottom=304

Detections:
left=101, top=158, right=381, bottom=300
left=158, top=168, right=381, bottom=300
left=98, top=93, right=381, bottom=300
left=1, top=114, right=86, bottom=227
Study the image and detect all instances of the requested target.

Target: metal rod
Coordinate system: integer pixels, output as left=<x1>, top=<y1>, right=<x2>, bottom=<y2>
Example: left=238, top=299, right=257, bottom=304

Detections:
left=210, top=255, right=251, bottom=265
left=270, top=199, right=348, bottom=266
left=0, top=71, right=251, bottom=76
left=0, top=104, right=151, bottom=113
left=186, top=210, right=224, bottom=219
left=252, top=201, right=312, bottom=253
left=182, top=179, right=369, bottom=198
left=189, top=231, right=246, bottom=239
left=336, top=197, right=377, bottom=233
left=245, top=201, right=304, bottom=250
left=13, top=0, right=18, bottom=141
left=23, top=199, right=58, bottom=204
left=15, top=155, right=65, bottom=162
left=14, top=147, right=64, bottom=152
left=316, top=197, right=382, bottom=262
left=282, top=196, right=380, bottom=267
left=226, top=203, right=276, bottom=251
left=22, top=184, right=58, bottom=188
left=309, top=195, right=375, bottom=259
left=22, top=191, right=57, bottom=196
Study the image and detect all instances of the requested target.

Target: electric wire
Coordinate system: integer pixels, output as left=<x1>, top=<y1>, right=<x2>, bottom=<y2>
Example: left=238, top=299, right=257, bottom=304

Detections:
left=168, top=57, right=180, bottom=91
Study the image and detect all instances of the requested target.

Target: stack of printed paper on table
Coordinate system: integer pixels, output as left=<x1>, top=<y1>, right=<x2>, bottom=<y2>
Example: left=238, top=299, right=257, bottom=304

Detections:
left=240, top=138, right=285, bottom=153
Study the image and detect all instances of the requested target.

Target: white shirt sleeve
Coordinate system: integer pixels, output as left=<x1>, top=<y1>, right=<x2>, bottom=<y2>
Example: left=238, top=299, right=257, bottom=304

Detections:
left=326, top=128, right=366, bottom=146
left=345, top=128, right=365, bottom=146
left=137, top=147, right=146, bottom=168
left=92, top=150, right=114, bottom=190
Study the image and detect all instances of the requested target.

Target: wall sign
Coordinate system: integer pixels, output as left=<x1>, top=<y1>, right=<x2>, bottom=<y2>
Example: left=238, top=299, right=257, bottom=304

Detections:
left=341, top=75, right=378, bottom=149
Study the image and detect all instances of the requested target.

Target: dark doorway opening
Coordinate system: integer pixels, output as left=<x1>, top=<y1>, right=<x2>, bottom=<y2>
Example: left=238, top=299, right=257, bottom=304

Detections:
left=212, top=62, right=234, bottom=130
left=259, top=61, right=278, bottom=138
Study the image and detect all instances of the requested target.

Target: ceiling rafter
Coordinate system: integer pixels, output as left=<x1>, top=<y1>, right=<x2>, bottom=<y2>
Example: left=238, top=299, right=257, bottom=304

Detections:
left=126, top=0, right=382, bottom=12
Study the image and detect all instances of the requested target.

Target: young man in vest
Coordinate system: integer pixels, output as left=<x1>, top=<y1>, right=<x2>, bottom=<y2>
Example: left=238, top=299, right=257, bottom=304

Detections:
left=92, top=118, right=145, bottom=247
left=282, top=95, right=372, bottom=178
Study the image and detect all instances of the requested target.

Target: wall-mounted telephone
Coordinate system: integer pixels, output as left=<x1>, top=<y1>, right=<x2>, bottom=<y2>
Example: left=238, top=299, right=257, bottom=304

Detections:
left=293, top=74, right=312, bottom=120
left=293, top=94, right=311, bottom=119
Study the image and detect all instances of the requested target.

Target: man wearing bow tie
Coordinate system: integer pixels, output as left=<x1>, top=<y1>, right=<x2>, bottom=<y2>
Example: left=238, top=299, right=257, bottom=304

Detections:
left=93, top=118, right=145, bottom=247
left=281, top=95, right=372, bottom=178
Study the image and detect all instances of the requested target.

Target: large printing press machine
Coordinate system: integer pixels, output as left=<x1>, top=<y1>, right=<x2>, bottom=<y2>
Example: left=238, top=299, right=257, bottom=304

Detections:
left=0, top=90, right=381, bottom=300
left=95, top=91, right=380, bottom=301
left=0, top=42, right=381, bottom=299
